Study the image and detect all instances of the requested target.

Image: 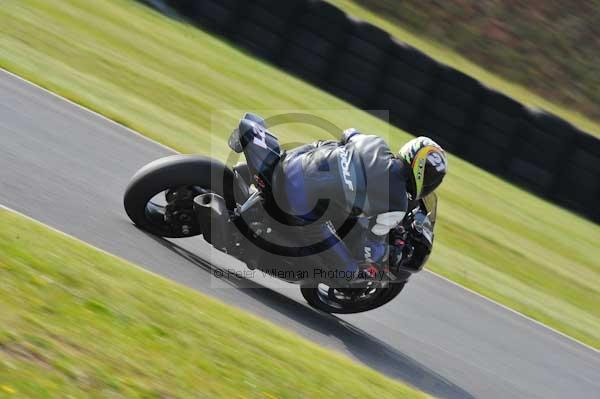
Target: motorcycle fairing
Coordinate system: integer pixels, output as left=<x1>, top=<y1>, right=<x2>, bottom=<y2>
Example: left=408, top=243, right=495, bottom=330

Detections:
left=229, top=114, right=281, bottom=191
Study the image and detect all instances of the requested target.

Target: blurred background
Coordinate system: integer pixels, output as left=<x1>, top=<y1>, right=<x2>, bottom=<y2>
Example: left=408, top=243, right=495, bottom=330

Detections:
left=351, top=0, right=600, bottom=122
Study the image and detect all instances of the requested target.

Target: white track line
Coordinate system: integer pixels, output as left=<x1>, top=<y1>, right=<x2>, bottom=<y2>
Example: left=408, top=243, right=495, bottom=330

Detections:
left=3, top=67, right=598, bottom=354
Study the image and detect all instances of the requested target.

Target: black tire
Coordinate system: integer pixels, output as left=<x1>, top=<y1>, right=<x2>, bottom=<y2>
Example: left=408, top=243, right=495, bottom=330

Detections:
left=438, top=65, right=481, bottom=94
left=300, top=281, right=406, bottom=314
left=388, top=41, right=439, bottom=74
left=123, top=154, right=234, bottom=238
left=479, top=107, right=519, bottom=139
left=387, top=62, right=433, bottom=89
left=481, top=88, right=524, bottom=116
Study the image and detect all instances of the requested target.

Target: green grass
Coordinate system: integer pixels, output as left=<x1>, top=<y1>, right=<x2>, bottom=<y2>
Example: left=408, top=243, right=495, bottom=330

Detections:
left=0, top=209, right=429, bottom=398
left=327, top=0, right=600, bottom=138
left=0, top=0, right=599, bottom=349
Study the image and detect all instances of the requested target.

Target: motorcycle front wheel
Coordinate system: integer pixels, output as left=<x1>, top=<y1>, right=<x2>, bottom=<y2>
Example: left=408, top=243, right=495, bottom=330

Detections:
left=300, top=281, right=406, bottom=314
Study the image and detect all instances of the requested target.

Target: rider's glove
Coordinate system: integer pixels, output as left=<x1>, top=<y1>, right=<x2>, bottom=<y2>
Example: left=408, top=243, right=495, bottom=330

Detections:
left=409, top=211, right=434, bottom=251
left=397, top=211, right=433, bottom=272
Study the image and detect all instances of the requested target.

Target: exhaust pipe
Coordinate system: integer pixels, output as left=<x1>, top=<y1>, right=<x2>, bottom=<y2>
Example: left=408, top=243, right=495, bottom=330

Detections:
left=194, top=193, right=229, bottom=252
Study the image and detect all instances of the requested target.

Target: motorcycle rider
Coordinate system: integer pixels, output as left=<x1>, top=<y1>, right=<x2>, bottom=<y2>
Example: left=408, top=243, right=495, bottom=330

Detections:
left=269, top=129, right=448, bottom=285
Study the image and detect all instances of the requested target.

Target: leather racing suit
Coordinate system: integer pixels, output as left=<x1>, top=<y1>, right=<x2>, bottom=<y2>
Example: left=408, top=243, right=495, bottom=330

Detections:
left=271, top=129, right=411, bottom=276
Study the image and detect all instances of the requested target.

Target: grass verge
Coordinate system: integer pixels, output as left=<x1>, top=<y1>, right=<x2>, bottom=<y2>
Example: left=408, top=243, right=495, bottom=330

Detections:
left=0, top=209, right=429, bottom=398
left=0, top=0, right=599, bottom=349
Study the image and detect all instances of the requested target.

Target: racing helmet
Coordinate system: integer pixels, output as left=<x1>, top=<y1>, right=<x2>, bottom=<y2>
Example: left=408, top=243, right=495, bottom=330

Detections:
left=398, top=136, right=447, bottom=200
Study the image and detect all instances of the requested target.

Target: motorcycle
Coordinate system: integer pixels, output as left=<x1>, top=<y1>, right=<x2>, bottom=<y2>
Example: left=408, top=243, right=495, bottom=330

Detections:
left=123, top=113, right=437, bottom=313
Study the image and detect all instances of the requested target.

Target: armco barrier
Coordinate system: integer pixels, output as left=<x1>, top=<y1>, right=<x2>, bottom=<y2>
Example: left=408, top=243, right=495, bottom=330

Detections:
left=146, top=0, right=600, bottom=223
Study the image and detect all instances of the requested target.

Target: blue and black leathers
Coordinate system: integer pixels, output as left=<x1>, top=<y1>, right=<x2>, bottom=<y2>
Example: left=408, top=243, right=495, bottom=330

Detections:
left=272, top=129, right=410, bottom=274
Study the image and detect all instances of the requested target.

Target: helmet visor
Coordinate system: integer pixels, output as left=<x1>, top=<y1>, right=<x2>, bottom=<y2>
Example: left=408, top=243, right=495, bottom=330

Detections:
left=412, top=147, right=447, bottom=199
left=420, top=167, right=445, bottom=198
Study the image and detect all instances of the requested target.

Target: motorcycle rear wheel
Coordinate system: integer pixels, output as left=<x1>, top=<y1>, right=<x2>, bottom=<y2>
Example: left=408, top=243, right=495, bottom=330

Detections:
left=123, top=155, right=235, bottom=238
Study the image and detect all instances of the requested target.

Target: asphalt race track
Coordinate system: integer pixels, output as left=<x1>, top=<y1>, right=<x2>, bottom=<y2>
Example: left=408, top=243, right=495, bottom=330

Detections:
left=1, top=70, right=599, bottom=399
